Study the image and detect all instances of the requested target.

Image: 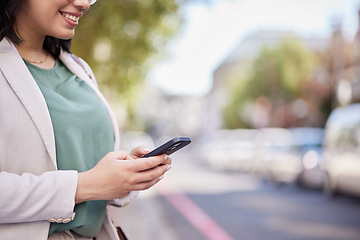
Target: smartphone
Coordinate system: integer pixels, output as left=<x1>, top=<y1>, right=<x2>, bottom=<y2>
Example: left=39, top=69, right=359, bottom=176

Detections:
left=141, top=137, right=191, bottom=158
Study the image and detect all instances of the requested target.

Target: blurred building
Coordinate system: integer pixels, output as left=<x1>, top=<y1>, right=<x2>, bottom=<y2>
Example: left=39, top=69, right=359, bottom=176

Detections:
left=205, top=30, right=328, bottom=132
left=134, top=85, right=206, bottom=140
left=136, top=11, right=360, bottom=139
left=341, top=9, right=360, bottom=105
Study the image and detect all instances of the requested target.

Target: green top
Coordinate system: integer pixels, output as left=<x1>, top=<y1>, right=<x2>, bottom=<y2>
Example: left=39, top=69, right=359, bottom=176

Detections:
left=24, top=60, right=114, bottom=237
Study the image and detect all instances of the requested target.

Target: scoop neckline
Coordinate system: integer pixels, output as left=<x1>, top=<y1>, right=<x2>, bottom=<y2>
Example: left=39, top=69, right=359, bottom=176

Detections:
left=23, top=58, right=59, bottom=71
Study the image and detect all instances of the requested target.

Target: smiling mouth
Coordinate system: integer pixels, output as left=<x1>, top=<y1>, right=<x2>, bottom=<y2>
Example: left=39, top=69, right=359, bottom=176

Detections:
left=60, top=12, right=80, bottom=22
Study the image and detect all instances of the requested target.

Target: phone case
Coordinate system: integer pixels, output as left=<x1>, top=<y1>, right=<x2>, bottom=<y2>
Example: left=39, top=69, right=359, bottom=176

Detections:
left=141, top=137, right=191, bottom=158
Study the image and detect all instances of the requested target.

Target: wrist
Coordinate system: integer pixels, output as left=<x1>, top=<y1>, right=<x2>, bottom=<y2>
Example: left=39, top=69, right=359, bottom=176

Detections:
left=75, top=171, right=97, bottom=204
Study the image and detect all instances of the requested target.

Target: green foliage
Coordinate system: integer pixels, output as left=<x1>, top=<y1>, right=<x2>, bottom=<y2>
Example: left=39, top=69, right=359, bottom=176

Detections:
left=70, top=0, right=219, bottom=130
left=247, top=39, right=316, bottom=100
left=223, top=38, right=318, bottom=128
left=70, top=0, right=182, bottom=129
left=71, top=0, right=181, bottom=99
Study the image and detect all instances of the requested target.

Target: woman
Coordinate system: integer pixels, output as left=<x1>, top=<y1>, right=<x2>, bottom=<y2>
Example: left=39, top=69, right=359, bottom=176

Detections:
left=0, top=0, right=171, bottom=239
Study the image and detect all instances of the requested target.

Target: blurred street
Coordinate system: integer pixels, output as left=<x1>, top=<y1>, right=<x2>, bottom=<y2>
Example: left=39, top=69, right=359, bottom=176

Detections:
left=109, top=149, right=360, bottom=240
left=94, top=3, right=360, bottom=239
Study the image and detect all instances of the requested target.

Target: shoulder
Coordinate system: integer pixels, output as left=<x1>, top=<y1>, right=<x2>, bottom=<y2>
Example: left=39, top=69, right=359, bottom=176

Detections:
left=59, top=51, right=98, bottom=87
left=0, top=38, right=15, bottom=53
left=70, top=54, right=91, bottom=71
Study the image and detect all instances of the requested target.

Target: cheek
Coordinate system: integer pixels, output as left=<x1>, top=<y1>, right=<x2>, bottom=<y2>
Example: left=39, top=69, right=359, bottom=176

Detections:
left=26, top=5, right=58, bottom=27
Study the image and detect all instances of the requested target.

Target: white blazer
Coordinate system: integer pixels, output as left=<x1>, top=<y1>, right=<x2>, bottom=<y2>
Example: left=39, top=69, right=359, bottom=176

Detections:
left=0, top=38, right=136, bottom=240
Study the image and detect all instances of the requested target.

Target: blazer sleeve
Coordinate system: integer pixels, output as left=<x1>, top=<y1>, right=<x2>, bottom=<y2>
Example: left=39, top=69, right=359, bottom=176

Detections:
left=0, top=170, right=78, bottom=224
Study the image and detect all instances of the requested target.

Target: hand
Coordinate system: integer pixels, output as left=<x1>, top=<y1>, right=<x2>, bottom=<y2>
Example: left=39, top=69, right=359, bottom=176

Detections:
left=75, top=151, right=171, bottom=204
left=130, top=145, right=172, bottom=165
left=130, top=145, right=150, bottom=159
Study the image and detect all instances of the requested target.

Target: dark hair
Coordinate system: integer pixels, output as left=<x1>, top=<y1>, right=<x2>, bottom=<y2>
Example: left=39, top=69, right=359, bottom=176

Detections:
left=0, top=0, right=71, bottom=58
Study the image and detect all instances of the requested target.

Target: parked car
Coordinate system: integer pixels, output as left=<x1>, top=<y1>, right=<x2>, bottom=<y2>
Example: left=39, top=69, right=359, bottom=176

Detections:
left=323, top=103, right=360, bottom=197
left=290, top=127, right=325, bottom=188
left=253, top=128, right=302, bottom=184
left=196, top=129, right=258, bottom=171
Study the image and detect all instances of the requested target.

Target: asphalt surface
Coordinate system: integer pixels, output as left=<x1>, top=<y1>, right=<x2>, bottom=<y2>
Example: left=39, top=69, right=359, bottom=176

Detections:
left=108, top=150, right=360, bottom=240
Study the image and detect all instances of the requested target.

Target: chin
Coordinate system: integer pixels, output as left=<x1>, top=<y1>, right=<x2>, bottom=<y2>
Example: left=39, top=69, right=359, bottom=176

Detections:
left=62, top=34, right=75, bottom=40
left=54, top=30, right=75, bottom=40
left=62, top=36, right=74, bottom=40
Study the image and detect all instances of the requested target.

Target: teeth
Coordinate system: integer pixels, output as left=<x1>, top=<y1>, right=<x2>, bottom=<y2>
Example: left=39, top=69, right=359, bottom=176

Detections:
left=61, top=12, right=80, bottom=22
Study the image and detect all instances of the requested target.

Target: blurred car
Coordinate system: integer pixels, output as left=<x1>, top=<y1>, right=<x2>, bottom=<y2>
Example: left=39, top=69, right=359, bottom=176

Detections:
left=323, top=103, right=360, bottom=197
left=253, top=128, right=303, bottom=184
left=290, top=127, right=325, bottom=189
left=196, top=129, right=258, bottom=171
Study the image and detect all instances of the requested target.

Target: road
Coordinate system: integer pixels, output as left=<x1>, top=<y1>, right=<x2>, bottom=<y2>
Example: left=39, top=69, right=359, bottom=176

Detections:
left=109, top=150, right=360, bottom=240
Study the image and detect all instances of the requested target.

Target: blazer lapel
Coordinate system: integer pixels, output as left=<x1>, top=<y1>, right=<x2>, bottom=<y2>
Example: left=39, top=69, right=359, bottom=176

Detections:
left=0, top=39, right=57, bottom=167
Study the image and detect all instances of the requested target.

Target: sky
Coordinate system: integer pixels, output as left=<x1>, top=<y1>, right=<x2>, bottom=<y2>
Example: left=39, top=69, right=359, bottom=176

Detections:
left=147, top=0, right=360, bottom=96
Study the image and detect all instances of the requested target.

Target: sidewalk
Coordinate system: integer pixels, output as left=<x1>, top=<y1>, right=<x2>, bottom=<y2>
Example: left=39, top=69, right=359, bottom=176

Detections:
left=107, top=150, right=251, bottom=240
left=108, top=187, right=180, bottom=240
left=107, top=151, right=191, bottom=240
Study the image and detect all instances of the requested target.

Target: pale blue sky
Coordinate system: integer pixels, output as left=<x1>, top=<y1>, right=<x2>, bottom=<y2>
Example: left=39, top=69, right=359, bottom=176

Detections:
left=148, top=0, right=360, bottom=96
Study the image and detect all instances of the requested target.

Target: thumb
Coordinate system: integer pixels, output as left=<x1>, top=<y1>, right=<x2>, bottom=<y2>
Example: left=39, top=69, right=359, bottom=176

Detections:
left=108, top=151, right=133, bottom=160
left=130, top=146, right=150, bottom=159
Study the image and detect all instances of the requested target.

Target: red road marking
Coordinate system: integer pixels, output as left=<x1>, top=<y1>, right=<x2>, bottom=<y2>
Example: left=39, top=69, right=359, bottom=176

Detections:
left=157, top=181, right=234, bottom=240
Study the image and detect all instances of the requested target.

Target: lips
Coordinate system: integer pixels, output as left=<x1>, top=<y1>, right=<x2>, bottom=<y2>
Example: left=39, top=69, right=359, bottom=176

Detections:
left=59, top=11, right=80, bottom=23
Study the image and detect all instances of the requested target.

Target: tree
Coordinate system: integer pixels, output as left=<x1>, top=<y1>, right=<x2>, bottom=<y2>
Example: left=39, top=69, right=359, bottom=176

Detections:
left=71, top=0, right=217, bottom=130
left=223, top=38, right=318, bottom=129
left=71, top=0, right=182, bottom=129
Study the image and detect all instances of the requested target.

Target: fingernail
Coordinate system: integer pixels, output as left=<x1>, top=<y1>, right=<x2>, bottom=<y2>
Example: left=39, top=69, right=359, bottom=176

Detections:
left=166, top=165, right=171, bottom=171
left=144, top=148, right=150, bottom=152
left=159, top=175, right=164, bottom=181
left=164, top=155, right=168, bottom=160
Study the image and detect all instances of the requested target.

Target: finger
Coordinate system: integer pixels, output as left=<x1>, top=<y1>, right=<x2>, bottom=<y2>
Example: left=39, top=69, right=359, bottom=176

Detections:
left=133, top=175, right=164, bottom=191
left=135, top=163, right=170, bottom=183
left=162, top=156, right=172, bottom=165
left=130, top=145, right=150, bottom=159
left=107, top=151, right=133, bottom=160
left=132, top=155, right=168, bottom=172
